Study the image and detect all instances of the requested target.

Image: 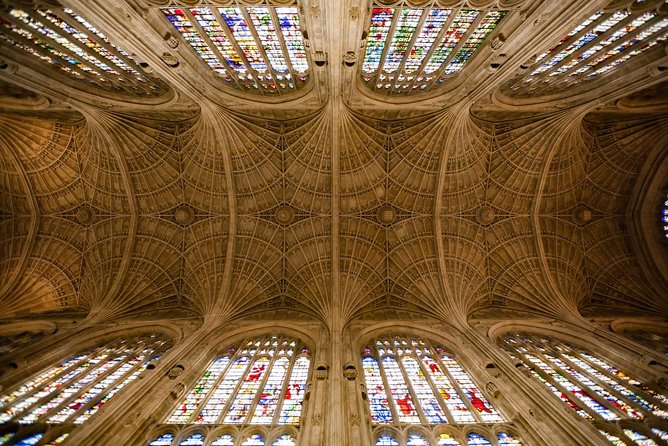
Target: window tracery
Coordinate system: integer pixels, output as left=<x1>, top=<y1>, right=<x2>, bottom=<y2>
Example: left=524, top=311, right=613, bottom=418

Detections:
left=0, top=1, right=168, bottom=98
left=161, top=1, right=309, bottom=95
left=500, top=332, right=668, bottom=445
left=360, top=3, right=506, bottom=94
left=0, top=333, right=169, bottom=444
left=154, top=335, right=310, bottom=445
left=361, top=335, right=520, bottom=446
left=507, top=1, right=668, bottom=97
left=373, top=430, right=521, bottom=445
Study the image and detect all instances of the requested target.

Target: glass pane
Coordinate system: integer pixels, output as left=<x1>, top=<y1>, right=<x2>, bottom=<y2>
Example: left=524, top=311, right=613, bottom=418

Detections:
left=211, top=434, right=234, bottom=446
left=466, top=433, right=491, bottom=445
left=376, top=434, right=400, bottom=446
left=272, top=434, right=296, bottom=446
left=150, top=433, right=174, bottom=446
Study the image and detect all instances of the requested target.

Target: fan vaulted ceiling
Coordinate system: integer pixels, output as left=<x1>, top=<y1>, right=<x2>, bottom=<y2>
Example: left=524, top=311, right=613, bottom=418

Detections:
left=0, top=0, right=667, bottom=330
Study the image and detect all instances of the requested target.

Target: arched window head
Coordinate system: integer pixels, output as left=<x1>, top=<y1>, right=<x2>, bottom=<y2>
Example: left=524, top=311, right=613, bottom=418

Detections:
left=149, top=433, right=175, bottom=445
left=0, top=333, right=171, bottom=432
left=376, top=434, right=400, bottom=446
left=406, top=433, right=430, bottom=445
left=179, top=433, right=204, bottom=445
left=272, top=433, right=296, bottom=446
left=360, top=5, right=506, bottom=95
left=361, top=335, right=503, bottom=426
left=496, top=432, right=521, bottom=446
left=0, top=2, right=168, bottom=98
left=507, top=2, right=668, bottom=98
left=166, top=334, right=311, bottom=433
left=241, top=433, right=265, bottom=446
left=500, top=332, right=668, bottom=445
left=161, top=1, right=310, bottom=95
left=211, top=434, right=234, bottom=446
left=466, top=433, right=491, bottom=445
left=437, top=433, right=461, bottom=445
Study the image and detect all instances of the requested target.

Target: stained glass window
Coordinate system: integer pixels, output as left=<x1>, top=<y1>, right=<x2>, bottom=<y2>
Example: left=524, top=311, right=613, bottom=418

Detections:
left=500, top=332, right=668, bottom=445
left=362, top=335, right=503, bottom=428
left=165, top=334, right=311, bottom=436
left=437, top=433, right=461, bottom=445
left=360, top=6, right=506, bottom=94
left=0, top=4, right=166, bottom=97
left=161, top=1, right=309, bottom=95
left=12, top=433, right=43, bottom=446
left=0, top=333, right=170, bottom=433
left=508, top=3, right=668, bottom=97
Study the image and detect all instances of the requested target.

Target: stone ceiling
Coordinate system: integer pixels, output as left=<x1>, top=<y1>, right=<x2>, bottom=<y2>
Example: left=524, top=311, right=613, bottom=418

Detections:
left=0, top=0, right=667, bottom=332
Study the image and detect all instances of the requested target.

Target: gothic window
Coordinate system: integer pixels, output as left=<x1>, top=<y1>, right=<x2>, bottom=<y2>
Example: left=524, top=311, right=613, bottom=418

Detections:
left=156, top=335, right=311, bottom=445
left=0, top=1, right=168, bottom=97
left=360, top=5, right=506, bottom=94
left=0, top=333, right=169, bottom=443
left=373, top=431, right=521, bottom=445
left=507, top=1, right=668, bottom=97
left=161, top=1, right=309, bottom=95
left=361, top=335, right=520, bottom=446
left=500, top=332, right=668, bottom=445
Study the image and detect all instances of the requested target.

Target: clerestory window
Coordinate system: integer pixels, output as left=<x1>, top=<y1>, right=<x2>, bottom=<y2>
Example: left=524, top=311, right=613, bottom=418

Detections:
left=360, top=5, right=506, bottom=94
left=500, top=332, right=668, bottom=445
left=0, top=1, right=168, bottom=98
left=361, top=335, right=521, bottom=446
left=161, top=1, right=309, bottom=95
left=150, top=335, right=311, bottom=445
left=0, top=333, right=172, bottom=445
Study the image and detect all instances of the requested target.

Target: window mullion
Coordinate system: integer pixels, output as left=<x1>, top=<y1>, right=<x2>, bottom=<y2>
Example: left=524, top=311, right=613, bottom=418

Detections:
left=0, top=11, right=98, bottom=82
left=537, top=350, right=626, bottom=419
left=512, top=345, right=600, bottom=420
left=269, top=7, right=299, bottom=93
left=425, top=11, right=485, bottom=90
left=396, top=351, right=429, bottom=425
left=4, top=350, right=110, bottom=423
left=431, top=348, right=483, bottom=423
left=388, top=9, right=429, bottom=94
left=181, top=8, right=245, bottom=89
left=376, top=352, right=401, bottom=426
left=244, top=352, right=278, bottom=425
left=561, top=14, right=668, bottom=87
left=554, top=351, right=644, bottom=417
left=529, top=12, right=618, bottom=82
left=405, top=8, right=458, bottom=92
left=241, top=8, right=279, bottom=94
left=372, top=8, right=402, bottom=93
left=61, top=346, right=153, bottom=423
left=271, top=348, right=298, bottom=426
left=186, top=353, right=238, bottom=424
left=24, top=9, right=134, bottom=92
left=415, top=346, right=455, bottom=424
left=542, top=13, right=639, bottom=82
left=215, top=337, right=263, bottom=424
left=54, top=8, right=151, bottom=93
left=211, top=7, right=266, bottom=95
left=567, top=347, right=668, bottom=410
left=36, top=353, right=132, bottom=423
left=1, top=350, right=98, bottom=411
left=12, top=351, right=116, bottom=423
